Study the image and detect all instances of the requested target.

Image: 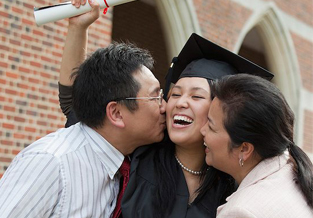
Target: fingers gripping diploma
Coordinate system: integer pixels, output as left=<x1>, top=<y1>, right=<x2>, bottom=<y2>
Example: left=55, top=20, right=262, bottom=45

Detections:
left=33, top=0, right=137, bottom=26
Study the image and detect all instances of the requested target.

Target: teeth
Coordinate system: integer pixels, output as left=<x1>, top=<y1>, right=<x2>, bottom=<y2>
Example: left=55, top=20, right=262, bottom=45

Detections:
left=204, top=142, right=207, bottom=147
left=173, top=115, right=193, bottom=124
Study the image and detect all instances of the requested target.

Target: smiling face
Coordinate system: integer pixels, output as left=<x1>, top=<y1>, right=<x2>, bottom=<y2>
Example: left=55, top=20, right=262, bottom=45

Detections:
left=200, top=97, right=238, bottom=175
left=166, top=77, right=211, bottom=147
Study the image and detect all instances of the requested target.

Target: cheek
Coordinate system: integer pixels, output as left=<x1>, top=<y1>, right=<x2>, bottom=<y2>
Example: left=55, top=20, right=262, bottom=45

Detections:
left=166, top=114, right=171, bottom=126
left=165, top=99, right=175, bottom=114
left=196, top=105, right=210, bottom=125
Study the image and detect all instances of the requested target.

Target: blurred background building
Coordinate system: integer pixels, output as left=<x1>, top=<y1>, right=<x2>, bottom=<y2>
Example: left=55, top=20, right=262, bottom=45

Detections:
left=0, top=0, right=312, bottom=177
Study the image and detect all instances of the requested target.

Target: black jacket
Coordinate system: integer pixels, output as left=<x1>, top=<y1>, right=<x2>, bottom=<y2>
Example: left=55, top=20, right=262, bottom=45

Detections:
left=122, top=144, right=232, bottom=218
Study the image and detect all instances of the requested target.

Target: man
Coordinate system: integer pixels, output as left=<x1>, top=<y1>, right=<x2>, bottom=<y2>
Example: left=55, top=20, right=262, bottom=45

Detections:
left=0, top=1, right=166, bottom=217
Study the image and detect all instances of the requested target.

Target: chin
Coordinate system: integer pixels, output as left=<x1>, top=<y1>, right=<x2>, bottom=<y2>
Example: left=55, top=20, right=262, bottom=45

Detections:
left=153, top=133, right=165, bottom=143
left=169, top=135, right=186, bottom=145
left=205, top=156, right=213, bottom=166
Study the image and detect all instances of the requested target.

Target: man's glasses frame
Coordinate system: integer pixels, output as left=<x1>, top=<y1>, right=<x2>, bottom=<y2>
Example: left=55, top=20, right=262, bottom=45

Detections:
left=115, top=89, right=164, bottom=106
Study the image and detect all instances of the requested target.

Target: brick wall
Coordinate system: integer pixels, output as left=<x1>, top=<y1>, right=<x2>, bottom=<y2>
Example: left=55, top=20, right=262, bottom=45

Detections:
left=291, top=33, right=313, bottom=92
left=0, top=0, right=112, bottom=178
left=263, top=0, right=312, bottom=26
left=193, top=0, right=252, bottom=50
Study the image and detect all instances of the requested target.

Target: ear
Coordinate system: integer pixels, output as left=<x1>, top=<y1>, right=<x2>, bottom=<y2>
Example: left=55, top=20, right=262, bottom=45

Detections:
left=106, top=101, right=125, bottom=128
left=239, top=142, right=255, bottom=162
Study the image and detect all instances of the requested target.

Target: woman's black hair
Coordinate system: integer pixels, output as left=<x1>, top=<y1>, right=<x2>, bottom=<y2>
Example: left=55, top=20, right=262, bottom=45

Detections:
left=212, top=74, right=313, bottom=208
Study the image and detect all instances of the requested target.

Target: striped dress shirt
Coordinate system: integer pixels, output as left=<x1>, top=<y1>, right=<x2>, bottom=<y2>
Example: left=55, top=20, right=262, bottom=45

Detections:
left=0, top=122, right=125, bottom=218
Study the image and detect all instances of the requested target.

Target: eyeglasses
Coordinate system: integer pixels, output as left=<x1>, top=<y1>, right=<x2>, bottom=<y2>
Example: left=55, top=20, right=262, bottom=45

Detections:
left=116, top=89, right=164, bottom=106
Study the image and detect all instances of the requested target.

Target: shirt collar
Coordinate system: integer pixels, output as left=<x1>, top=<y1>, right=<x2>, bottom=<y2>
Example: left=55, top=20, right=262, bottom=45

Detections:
left=226, top=152, right=289, bottom=202
left=80, top=123, right=125, bottom=180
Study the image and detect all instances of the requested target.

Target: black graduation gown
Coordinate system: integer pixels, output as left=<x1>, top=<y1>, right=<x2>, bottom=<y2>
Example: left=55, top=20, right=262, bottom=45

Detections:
left=121, top=145, right=230, bottom=218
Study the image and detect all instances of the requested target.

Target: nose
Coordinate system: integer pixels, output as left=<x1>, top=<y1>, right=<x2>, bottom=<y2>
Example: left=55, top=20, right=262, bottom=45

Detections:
left=160, top=98, right=166, bottom=114
left=175, top=95, right=188, bottom=108
left=200, top=121, right=208, bottom=136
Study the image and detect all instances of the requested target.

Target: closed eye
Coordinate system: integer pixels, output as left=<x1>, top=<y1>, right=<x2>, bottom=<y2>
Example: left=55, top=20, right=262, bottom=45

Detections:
left=192, top=96, right=205, bottom=99
left=171, top=93, right=181, bottom=97
left=209, top=125, right=216, bottom=133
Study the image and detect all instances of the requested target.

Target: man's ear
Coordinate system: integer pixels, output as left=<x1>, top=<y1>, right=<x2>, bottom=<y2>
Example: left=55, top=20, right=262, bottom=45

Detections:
left=239, top=142, right=255, bottom=162
left=106, top=101, right=125, bottom=128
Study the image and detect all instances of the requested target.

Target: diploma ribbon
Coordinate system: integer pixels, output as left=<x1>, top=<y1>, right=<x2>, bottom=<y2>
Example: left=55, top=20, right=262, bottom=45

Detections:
left=103, top=0, right=109, bottom=14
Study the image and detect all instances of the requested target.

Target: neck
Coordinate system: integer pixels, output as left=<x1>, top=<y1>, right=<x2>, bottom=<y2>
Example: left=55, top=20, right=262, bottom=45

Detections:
left=233, top=158, right=262, bottom=184
left=175, top=143, right=205, bottom=172
left=93, top=125, right=136, bottom=156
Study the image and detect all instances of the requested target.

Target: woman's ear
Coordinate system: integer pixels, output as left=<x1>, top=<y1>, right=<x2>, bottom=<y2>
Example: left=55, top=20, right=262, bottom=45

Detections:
left=239, top=142, right=255, bottom=163
left=106, top=101, right=125, bottom=128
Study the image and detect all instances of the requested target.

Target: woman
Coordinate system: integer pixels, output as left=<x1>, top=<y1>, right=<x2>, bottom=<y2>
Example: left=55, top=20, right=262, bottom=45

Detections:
left=201, top=74, right=313, bottom=217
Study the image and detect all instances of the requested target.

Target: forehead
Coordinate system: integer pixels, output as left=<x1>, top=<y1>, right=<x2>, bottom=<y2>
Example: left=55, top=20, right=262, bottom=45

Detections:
left=209, top=98, right=224, bottom=122
left=133, top=66, right=160, bottom=93
left=174, top=77, right=210, bottom=92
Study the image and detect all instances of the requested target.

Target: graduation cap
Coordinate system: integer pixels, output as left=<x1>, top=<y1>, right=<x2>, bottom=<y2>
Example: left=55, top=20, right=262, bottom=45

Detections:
left=164, top=33, right=274, bottom=98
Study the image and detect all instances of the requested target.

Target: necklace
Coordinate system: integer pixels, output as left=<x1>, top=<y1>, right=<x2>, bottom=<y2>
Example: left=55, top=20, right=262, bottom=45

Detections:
left=175, top=155, right=202, bottom=175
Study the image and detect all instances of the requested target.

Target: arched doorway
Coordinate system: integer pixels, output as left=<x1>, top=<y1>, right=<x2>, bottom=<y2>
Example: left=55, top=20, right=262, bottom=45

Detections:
left=235, top=4, right=302, bottom=145
left=112, top=0, right=170, bottom=88
left=111, top=0, right=201, bottom=88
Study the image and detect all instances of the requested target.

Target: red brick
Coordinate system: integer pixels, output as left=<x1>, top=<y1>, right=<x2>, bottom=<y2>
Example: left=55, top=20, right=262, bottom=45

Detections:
left=14, top=116, right=26, bottom=122
left=17, top=83, right=29, bottom=89
left=28, top=77, right=40, bottom=84
left=12, top=6, right=23, bottom=14
left=5, top=89, right=18, bottom=95
left=48, top=114, right=58, bottom=120
left=21, top=34, right=33, bottom=41
left=0, top=157, right=12, bottom=162
left=23, top=2, right=33, bottom=10
left=37, top=121, right=48, bottom=126
left=21, top=18, right=33, bottom=25
left=38, top=104, right=48, bottom=110
left=30, top=61, right=42, bottom=68
left=0, top=61, right=8, bottom=68
left=3, top=106, right=15, bottom=113
left=13, top=133, right=25, bottom=139
left=12, top=149, right=21, bottom=155
left=0, top=140, right=13, bottom=146
left=9, top=39, right=21, bottom=46
left=18, top=67, right=30, bottom=73
left=49, top=98, right=59, bottom=104
left=41, top=56, right=53, bottom=63
left=25, top=127, right=36, bottom=133
left=52, top=51, right=62, bottom=58
left=0, top=11, right=10, bottom=18
left=6, top=72, right=19, bottom=79
left=33, top=30, right=44, bottom=37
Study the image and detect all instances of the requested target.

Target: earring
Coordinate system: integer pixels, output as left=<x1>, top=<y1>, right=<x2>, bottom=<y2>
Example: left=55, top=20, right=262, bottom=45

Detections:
left=239, top=158, right=244, bottom=167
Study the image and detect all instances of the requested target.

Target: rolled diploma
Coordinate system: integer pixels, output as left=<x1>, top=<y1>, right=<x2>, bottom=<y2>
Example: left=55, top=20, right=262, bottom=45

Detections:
left=34, top=0, right=136, bottom=26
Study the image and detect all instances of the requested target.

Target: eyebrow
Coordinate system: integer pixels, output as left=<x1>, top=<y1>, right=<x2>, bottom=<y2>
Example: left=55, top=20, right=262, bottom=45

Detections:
left=150, top=87, right=160, bottom=95
left=173, top=85, right=208, bottom=92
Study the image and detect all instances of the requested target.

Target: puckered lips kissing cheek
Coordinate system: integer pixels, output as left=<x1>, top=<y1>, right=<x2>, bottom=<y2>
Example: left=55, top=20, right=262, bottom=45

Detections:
left=172, top=114, right=194, bottom=128
left=160, top=118, right=167, bottom=130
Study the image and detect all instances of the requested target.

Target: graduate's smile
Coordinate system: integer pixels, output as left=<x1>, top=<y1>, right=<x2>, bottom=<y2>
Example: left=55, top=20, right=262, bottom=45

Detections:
left=173, top=114, right=194, bottom=127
